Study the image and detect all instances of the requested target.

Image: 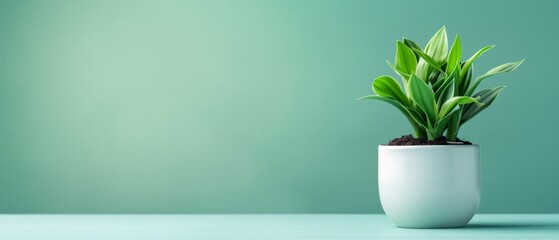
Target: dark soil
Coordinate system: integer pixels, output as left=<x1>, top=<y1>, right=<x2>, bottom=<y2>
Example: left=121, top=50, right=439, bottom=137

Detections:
left=387, top=134, right=472, bottom=146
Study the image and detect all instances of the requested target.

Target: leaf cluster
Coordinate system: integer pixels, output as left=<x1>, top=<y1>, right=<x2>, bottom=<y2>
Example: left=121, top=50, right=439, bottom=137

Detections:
left=359, top=27, right=523, bottom=141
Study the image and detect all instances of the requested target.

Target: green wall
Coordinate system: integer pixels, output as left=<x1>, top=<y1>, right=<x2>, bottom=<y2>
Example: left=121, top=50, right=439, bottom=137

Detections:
left=0, top=0, right=557, bottom=213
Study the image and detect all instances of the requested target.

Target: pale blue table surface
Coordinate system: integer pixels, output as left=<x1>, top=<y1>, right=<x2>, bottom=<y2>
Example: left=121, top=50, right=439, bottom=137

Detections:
left=0, top=214, right=558, bottom=239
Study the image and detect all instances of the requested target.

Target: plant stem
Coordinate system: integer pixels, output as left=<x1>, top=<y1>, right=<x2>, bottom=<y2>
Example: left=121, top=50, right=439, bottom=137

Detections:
left=413, top=126, right=427, bottom=140
left=446, top=109, right=462, bottom=141
left=426, top=131, right=437, bottom=141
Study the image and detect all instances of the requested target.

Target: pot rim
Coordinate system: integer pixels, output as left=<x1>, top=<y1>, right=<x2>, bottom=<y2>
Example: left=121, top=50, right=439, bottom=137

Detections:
left=379, top=144, right=480, bottom=148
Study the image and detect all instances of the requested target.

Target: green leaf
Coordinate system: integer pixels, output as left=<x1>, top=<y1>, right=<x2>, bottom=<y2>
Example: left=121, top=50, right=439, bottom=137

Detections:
left=465, top=60, right=524, bottom=96
left=446, top=35, right=462, bottom=74
left=404, top=106, right=429, bottom=139
left=412, top=48, right=444, bottom=73
left=372, top=75, right=410, bottom=106
left=403, top=38, right=422, bottom=61
left=358, top=95, right=426, bottom=139
left=413, top=47, right=444, bottom=84
left=435, top=78, right=455, bottom=110
left=461, top=86, right=506, bottom=125
left=438, top=96, right=481, bottom=120
left=395, top=41, right=417, bottom=76
left=460, top=45, right=494, bottom=80
left=428, top=71, right=446, bottom=92
left=458, top=64, right=472, bottom=96
left=405, top=106, right=427, bottom=126
left=403, top=38, right=422, bottom=51
left=446, top=109, right=462, bottom=141
left=452, top=64, right=462, bottom=93
left=357, top=95, right=410, bottom=119
left=386, top=60, right=410, bottom=83
left=408, top=74, right=437, bottom=124
left=434, top=108, right=459, bottom=137
left=434, top=67, right=459, bottom=102
left=424, top=26, right=448, bottom=65
left=431, top=71, right=447, bottom=91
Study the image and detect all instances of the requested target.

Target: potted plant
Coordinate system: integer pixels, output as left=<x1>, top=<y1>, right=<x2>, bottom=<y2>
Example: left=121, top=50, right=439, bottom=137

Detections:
left=359, top=27, right=523, bottom=228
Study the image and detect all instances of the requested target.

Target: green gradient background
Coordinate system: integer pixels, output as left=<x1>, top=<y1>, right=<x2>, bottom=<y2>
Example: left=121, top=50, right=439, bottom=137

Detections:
left=0, top=0, right=556, bottom=213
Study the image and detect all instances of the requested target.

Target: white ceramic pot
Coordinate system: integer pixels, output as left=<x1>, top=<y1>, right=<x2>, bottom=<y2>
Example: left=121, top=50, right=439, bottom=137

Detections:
left=378, top=145, right=480, bottom=228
